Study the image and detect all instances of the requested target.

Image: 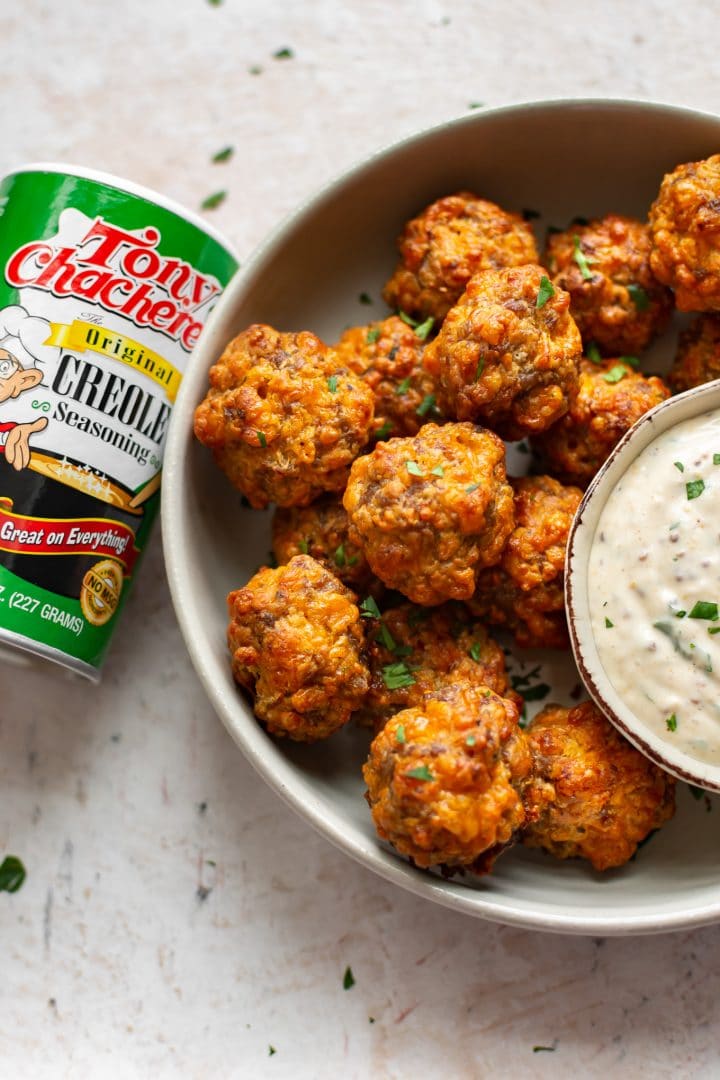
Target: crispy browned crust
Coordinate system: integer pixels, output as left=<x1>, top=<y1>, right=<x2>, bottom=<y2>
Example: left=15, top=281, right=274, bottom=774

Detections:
left=530, top=358, right=670, bottom=488
left=649, top=154, right=720, bottom=311
left=468, top=474, right=582, bottom=649
left=423, top=264, right=582, bottom=440
left=668, top=313, right=720, bottom=393
left=546, top=214, right=672, bottom=356
left=193, top=324, right=374, bottom=508
left=522, top=701, right=676, bottom=871
left=382, top=192, right=539, bottom=322
left=363, top=687, right=532, bottom=870
left=343, top=422, right=514, bottom=605
left=227, top=555, right=370, bottom=741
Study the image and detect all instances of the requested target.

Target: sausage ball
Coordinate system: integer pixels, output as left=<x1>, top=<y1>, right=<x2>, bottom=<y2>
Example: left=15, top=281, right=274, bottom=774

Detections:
left=530, top=357, right=670, bottom=488
left=227, top=555, right=370, bottom=741
left=545, top=214, right=672, bottom=356
left=423, top=265, right=582, bottom=440
left=467, top=475, right=583, bottom=649
left=334, top=315, right=442, bottom=439
left=382, top=192, right=539, bottom=323
left=271, top=496, right=382, bottom=598
left=649, top=154, right=720, bottom=311
left=522, top=701, right=676, bottom=871
left=343, top=422, right=515, bottom=606
left=193, top=324, right=374, bottom=508
left=667, top=314, right=720, bottom=393
left=363, top=685, right=533, bottom=871
left=358, top=601, right=517, bottom=732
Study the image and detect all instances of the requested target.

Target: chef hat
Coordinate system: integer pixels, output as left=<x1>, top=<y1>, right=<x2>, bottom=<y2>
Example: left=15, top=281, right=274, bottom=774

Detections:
left=0, top=304, right=54, bottom=369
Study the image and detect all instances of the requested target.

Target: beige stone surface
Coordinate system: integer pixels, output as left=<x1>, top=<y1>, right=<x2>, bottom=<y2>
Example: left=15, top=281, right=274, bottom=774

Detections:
left=2, top=1, right=720, bottom=1077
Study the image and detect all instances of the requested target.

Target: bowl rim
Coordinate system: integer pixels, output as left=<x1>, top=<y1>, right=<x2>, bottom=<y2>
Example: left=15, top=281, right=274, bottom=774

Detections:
left=566, top=379, right=720, bottom=795
left=162, top=96, right=720, bottom=936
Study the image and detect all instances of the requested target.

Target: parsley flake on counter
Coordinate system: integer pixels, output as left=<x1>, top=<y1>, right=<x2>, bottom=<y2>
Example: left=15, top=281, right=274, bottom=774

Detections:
left=396, top=724, right=406, bottom=744
left=666, top=713, right=678, bottom=732
left=366, top=326, right=381, bottom=344
left=248, top=64, right=263, bottom=75
left=405, top=764, right=433, bottom=781
left=360, top=596, right=381, bottom=619
left=414, top=316, right=435, bottom=341
left=201, top=190, right=227, bottom=210
left=675, top=610, right=686, bottom=619
left=374, top=421, right=393, bottom=440
left=521, top=682, right=551, bottom=702
left=674, top=461, right=684, bottom=472
left=688, top=601, right=719, bottom=621
left=627, top=283, right=649, bottom=310
left=686, top=479, right=706, bottom=501
left=396, top=376, right=412, bottom=395
left=708, top=626, right=720, bottom=635
left=605, top=617, right=614, bottom=628
left=416, top=394, right=437, bottom=418
left=273, top=47, right=294, bottom=59
left=572, top=234, right=594, bottom=280
left=212, top=145, right=234, bottom=163
left=268, top=1045, right=276, bottom=1056
left=602, top=364, right=628, bottom=384
left=406, top=460, right=424, bottom=476
left=533, top=1046, right=556, bottom=1054
left=256, top=430, right=267, bottom=448
left=382, top=661, right=417, bottom=689
left=468, top=102, right=485, bottom=110
left=586, top=342, right=602, bottom=364
left=298, top=538, right=309, bottom=555
left=358, top=292, right=372, bottom=305
left=536, top=275, right=555, bottom=308
left=714, top=453, right=720, bottom=465
left=0, top=855, right=26, bottom=893
left=343, top=966, right=356, bottom=990
left=469, top=641, right=483, bottom=662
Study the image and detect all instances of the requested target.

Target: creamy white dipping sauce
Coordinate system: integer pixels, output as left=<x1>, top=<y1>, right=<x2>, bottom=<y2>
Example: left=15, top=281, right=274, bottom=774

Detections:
left=589, top=407, right=720, bottom=766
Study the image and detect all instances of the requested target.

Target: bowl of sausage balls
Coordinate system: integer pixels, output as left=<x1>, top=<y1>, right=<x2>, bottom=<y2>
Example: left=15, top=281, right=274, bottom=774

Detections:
left=163, top=99, right=720, bottom=934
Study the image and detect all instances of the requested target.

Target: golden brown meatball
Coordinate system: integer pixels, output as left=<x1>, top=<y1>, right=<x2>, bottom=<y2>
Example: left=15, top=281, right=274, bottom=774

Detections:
left=423, top=265, right=582, bottom=440
left=467, top=475, right=582, bottom=649
left=522, top=701, right=676, bottom=871
left=530, top=357, right=670, bottom=488
left=668, top=314, right=720, bottom=393
left=194, top=324, right=374, bottom=508
left=546, top=214, right=672, bottom=356
left=363, top=686, right=533, bottom=871
left=357, top=601, right=517, bottom=732
left=649, top=154, right=720, bottom=311
left=334, top=315, right=441, bottom=439
left=382, top=192, right=539, bottom=323
left=271, top=496, right=382, bottom=597
left=343, top=422, right=514, bottom=606
left=227, top=555, right=370, bottom=741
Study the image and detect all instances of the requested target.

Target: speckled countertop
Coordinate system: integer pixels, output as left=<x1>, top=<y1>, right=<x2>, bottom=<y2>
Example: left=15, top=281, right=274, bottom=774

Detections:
left=3, top=2, right=720, bottom=1077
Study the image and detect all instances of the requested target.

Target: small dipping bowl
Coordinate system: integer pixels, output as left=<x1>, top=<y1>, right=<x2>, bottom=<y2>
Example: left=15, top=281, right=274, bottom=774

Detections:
left=567, top=379, right=720, bottom=794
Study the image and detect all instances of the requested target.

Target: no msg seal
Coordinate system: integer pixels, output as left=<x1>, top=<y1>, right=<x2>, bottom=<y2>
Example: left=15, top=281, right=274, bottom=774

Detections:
left=0, top=164, right=238, bottom=679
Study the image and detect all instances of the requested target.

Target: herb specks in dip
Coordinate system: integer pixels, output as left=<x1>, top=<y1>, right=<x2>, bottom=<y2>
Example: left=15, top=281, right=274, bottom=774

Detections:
left=589, top=409, right=720, bottom=765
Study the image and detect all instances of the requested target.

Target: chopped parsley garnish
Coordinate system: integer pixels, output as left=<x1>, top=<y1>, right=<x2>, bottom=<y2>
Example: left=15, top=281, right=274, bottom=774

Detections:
left=398, top=311, right=420, bottom=328
left=405, top=764, right=433, bottom=781
left=366, top=327, right=381, bottom=344
left=666, top=713, right=678, bottom=732
left=674, top=461, right=684, bottom=472
left=406, top=460, right=424, bottom=476
left=686, top=479, right=706, bottom=501
left=256, top=430, right=267, bottom=448
left=248, top=64, right=263, bottom=75
left=618, top=355, right=640, bottom=369
left=273, top=47, right=294, bottom=59
left=0, top=855, right=26, bottom=893
left=627, top=283, right=649, bottom=310
left=298, top=538, right=309, bottom=554
left=343, top=966, right=355, bottom=990
left=327, top=374, right=338, bottom=393
left=688, top=601, right=719, bottom=621
left=675, top=610, right=686, bottom=619
left=714, top=453, right=720, bottom=466
left=212, top=145, right=234, bottom=163
left=414, top=316, right=435, bottom=340
left=268, top=1046, right=277, bottom=1056
left=358, top=292, right=372, bottom=305
left=382, top=661, right=417, bottom=689
left=521, top=682, right=551, bottom=702
left=468, top=101, right=484, bottom=110
left=465, top=482, right=480, bottom=493
left=378, top=621, right=397, bottom=651
left=475, top=356, right=485, bottom=380
left=469, top=641, right=483, bottom=662
left=334, top=544, right=346, bottom=567
left=431, top=464, right=444, bottom=477
left=396, top=376, right=412, bottom=395
left=572, top=235, right=594, bottom=280
left=708, top=626, right=720, bottom=635
left=416, top=394, right=437, bottom=417
left=374, top=421, right=393, bottom=440
left=466, top=734, right=476, bottom=746
left=602, top=364, right=628, bottom=384
left=360, top=596, right=381, bottom=619
left=533, top=1046, right=556, bottom=1054
left=586, top=342, right=603, bottom=364
left=201, top=190, right=227, bottom=210
left=536, top=275, right=555, bottom=308
left=605, top=617, right=614, bottom=628
left=396, top=724, right=406, bottom=744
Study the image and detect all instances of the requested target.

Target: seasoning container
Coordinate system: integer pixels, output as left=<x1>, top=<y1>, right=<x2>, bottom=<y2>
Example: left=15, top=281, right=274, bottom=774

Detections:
left=0, top=164, right=238, bottom=679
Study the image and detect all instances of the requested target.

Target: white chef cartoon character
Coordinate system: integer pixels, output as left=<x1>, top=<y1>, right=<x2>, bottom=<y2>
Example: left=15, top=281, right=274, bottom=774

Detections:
left=0, top=305, right=54, bottom=471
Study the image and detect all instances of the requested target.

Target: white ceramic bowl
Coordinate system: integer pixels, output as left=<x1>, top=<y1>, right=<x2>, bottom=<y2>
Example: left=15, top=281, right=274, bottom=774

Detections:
left=567, top=380, right=720, bottom=794
left=163, top=99, right=720, bottom=935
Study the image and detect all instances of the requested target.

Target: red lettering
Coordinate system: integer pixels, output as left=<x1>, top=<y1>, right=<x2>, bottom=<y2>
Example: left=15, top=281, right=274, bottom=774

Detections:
left=76, top=219, right=159, bottom=269
left=5, top=241, right=54, bottom=286
left=122, top=246, right=162, bottom=280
